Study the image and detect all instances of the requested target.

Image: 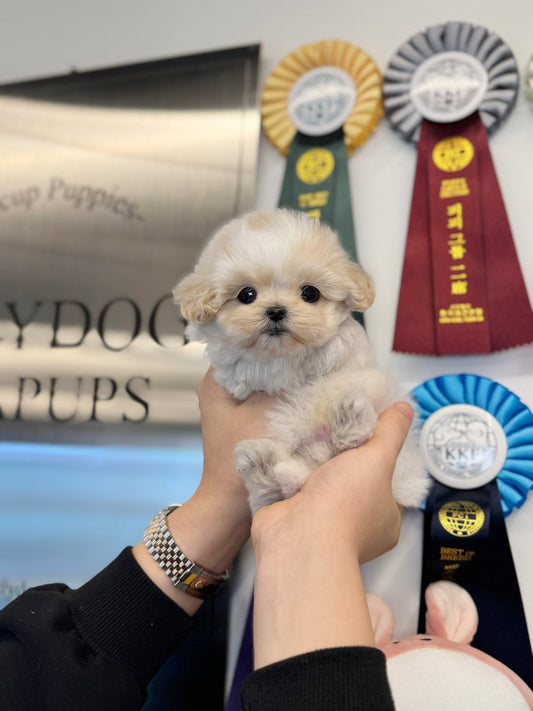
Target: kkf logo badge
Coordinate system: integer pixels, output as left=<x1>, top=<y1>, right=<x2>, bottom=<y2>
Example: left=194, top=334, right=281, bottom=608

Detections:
left=438, top=500, right=485, bottom=537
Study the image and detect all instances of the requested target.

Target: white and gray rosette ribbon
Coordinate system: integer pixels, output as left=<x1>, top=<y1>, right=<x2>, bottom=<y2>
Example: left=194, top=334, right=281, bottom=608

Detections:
left=383, top=21, right=519, bottom=142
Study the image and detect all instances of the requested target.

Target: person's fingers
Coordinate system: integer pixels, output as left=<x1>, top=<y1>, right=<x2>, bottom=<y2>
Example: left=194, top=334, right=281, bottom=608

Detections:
left=199, top=368, right=274, bottom=408
left=198, top=367, right=238, bottom=410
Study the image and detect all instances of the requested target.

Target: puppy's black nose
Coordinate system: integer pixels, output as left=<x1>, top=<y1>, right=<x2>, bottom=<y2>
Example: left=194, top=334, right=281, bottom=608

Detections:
left=266, top=307, right=287, bottom=322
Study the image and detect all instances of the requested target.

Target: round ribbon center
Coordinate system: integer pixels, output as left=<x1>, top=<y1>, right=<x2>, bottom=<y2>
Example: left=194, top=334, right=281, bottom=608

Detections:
left=420, top=403, right=508, bottom=489
left=410, top=51, right=488, bottom=123
left=288, top=66, right=356, bottom=136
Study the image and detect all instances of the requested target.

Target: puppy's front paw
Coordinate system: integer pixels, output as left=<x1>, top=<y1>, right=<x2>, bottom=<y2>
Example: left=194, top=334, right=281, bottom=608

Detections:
left=330, top=393, right=377, bottom=454
left=235, top=439, right=287, bottom=513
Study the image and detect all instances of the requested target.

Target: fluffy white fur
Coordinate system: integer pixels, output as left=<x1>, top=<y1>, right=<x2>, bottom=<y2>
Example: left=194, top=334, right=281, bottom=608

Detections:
left=174, top=209, right=428, bottom=513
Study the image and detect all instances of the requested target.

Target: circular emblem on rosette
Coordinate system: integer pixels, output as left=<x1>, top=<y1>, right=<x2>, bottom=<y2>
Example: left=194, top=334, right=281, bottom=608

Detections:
left=412, top=374, right=533, bottom=515
left=383, top=21, right=519, bottom=142
left=261, top=40, right=383, bottom=155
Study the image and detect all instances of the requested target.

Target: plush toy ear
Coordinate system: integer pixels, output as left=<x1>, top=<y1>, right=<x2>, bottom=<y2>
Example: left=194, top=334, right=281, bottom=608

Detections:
left=425, top=580, right=478, bottom=645
left=366, top=592, right=395, bottom=646
left=172, top=272, right=221, bottom=323
left=345, top=263, right=375, bottom=313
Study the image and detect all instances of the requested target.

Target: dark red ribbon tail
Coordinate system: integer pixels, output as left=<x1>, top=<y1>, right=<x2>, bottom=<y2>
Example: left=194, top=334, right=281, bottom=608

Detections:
left=393, top=114, right=533, bottom=355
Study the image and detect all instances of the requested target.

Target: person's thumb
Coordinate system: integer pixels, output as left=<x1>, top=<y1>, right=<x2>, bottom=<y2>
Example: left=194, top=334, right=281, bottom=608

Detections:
left=370, top=402, right=414, bottom=460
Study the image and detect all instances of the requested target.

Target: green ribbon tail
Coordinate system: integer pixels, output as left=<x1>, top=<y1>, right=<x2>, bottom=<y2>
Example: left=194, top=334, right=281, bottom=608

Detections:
left=278, top=129, right=364, bottom=327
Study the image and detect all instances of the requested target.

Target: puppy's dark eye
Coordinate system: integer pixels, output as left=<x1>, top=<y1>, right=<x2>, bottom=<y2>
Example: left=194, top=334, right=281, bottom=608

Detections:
left=301, top=285, right=320, bottom=303
left=237, top=286, right=257, bottom=304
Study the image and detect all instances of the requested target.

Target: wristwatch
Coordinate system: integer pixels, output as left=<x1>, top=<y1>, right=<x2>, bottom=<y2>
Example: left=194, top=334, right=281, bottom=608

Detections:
left=143, top=505, right=229, bottom=599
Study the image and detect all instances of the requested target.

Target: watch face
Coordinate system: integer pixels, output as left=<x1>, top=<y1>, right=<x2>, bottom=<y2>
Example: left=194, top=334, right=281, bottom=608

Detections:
left=410, top=51, right=488, bottom=123
left=420, top=404, right=507, bottom=489
left=288, top=66, right=357, bottom=136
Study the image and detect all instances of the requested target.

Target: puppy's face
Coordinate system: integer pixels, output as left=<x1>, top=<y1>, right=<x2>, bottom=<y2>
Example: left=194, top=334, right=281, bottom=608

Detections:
left=174, top=210, right=374, bottom=359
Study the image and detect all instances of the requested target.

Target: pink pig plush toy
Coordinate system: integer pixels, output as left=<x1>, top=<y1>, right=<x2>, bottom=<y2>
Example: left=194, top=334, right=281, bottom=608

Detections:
left=367, top=581, right=533, bottom=710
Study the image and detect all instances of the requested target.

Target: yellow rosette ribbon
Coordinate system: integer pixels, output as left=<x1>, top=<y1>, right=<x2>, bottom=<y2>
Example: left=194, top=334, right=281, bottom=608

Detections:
left=261, top=39, right=382, bottom=156
left=261, top=40, right=382, bottom=325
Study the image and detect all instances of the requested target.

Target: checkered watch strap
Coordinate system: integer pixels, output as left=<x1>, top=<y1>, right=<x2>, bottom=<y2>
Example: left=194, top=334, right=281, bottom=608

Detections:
left=143, top=505, right=229, bottom=599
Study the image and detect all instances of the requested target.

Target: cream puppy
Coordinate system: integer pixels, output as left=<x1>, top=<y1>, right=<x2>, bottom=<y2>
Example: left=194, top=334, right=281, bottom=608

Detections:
left=175, top=209, right=427, bottom=513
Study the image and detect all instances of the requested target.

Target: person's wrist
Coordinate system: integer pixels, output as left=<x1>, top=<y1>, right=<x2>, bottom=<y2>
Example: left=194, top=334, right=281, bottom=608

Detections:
left=252, top=524, right=373, bottom=668
left=252, top=508, right=356, bottom=569
left=171, top=489, right=251, bottom=572
left=133, top=487, right=251, bottom=615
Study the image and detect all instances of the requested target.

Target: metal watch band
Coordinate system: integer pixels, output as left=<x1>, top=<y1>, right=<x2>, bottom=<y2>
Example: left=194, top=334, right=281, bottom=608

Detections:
left=143, top=505, right=229, bottom=599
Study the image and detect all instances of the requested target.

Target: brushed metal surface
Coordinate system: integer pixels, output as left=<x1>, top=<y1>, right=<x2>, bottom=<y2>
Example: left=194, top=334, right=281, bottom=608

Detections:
left=0, top=45, right=260, bottom=440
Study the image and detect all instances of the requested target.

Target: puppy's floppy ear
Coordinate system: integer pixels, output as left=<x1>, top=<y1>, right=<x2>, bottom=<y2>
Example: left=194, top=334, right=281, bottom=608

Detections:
left=345, top=263, right=375, bottom=312
left=173, top=272, right=221, bottom=323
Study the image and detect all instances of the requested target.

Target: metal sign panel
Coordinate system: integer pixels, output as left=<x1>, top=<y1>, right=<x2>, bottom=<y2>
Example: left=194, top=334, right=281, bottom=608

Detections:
left=0, top=45, right=260, bottom=443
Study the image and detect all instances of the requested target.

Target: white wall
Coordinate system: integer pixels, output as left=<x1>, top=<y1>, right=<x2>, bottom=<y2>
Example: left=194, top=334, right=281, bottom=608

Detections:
left=3, top=0, right=533, bottom=642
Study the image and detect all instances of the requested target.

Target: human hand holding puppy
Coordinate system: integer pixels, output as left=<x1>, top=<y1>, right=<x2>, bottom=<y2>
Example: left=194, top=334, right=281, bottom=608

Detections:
left=133, top=368, right=278, bottom=614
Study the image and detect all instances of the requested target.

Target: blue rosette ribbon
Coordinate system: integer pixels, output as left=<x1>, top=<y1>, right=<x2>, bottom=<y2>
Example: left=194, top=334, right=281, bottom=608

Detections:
left=412, top=373, right=533, bottom=685
left=412, top=373, right=533, bottom=516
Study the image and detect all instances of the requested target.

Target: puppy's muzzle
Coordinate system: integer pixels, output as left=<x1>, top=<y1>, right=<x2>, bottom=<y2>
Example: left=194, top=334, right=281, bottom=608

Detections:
left=263, top=306, right=289, bottom=336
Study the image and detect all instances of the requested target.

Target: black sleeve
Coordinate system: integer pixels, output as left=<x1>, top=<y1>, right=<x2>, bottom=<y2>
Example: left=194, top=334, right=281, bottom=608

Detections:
left=241, top=647, right=396, bottom=711
left=0, top=547, right=196, bottom=711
